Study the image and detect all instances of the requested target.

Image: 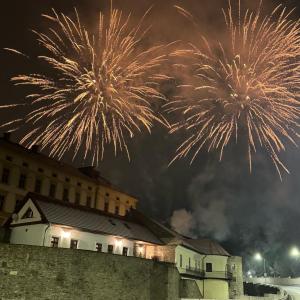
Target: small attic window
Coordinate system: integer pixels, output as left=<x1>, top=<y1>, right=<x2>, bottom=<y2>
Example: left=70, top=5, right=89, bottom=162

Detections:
left=21, top=208, right=33, bottom=219
left=123, top=223, right=131, bottom=229
left=108, top=219, right=116, bottom=226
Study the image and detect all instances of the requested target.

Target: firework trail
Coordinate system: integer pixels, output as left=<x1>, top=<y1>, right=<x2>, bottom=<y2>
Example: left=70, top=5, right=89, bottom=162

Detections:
left=1, top=8, right=168, bottom=163
left=167, top=1, right=300, bottom=178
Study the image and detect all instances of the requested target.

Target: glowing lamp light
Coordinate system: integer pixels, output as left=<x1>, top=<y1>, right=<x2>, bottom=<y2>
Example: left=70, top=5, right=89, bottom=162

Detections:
left=62, top=230, right=71, bottom=238
left=115, top=239, right=123, bottom=247
left=290, top=247, right=300, bottom=257
left=138, top=244, right=144, bottom=254
left=254, top=253, right=263, bottom=261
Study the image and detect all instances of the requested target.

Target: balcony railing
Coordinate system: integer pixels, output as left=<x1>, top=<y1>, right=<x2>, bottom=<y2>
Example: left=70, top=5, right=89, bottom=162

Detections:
left=182, top=266, right=233, bottom=280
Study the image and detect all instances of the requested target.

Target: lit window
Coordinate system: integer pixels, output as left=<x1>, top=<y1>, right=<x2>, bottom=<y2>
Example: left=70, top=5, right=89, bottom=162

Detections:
left=96, top=243, right=102, bottom=252
left=50, top=236, right=59, bottom=248
left=206, top=263, right=212, bottom=272
left=122, top=247, right=128, bottom=256
left=22, top=208, right=33, bottom=219
left=18, top=174, right=27, bottom=189
left=70, top=239, right=78, bottom=249
left=107, top=244, right=114, bottom=254
left=63, top=188, right=69, bottom=202
left=49, top=183, right=56, bottom=198
left=1, top=168, right=10, bottom=184
left=34, top=179, right=42, bottom=193
left=0, top=194, right=5, bottom=210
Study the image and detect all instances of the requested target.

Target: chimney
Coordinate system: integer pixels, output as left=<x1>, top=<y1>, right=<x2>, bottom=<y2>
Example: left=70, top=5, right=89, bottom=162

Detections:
left=3, top=132, right=11, bottom=141
left=30, top=144, right=40, bottom=153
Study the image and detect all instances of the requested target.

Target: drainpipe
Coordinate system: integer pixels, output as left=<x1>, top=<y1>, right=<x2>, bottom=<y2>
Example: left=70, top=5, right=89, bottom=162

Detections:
left=202, top=255, right=208, bottom=298
left=43, top=223, right=51, bottom=246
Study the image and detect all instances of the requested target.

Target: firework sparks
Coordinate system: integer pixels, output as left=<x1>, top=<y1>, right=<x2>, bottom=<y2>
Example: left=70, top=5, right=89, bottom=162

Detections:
left=167, top=1, right=300, bottom=178
left=3, top=7, right=168, bottom=163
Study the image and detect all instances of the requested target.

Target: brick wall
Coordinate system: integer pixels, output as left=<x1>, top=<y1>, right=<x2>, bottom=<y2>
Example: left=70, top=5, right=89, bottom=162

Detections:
left=0, top=243, right=181, bottom=300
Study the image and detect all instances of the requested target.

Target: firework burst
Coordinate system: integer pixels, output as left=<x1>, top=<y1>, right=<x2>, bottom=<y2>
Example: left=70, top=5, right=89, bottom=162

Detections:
left=2, top=7, right=168, bottom=163
left=167, top=1, right=300, bottom=177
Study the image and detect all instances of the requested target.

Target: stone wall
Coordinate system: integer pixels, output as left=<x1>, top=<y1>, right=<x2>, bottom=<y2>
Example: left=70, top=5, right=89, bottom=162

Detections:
left=180, top=279, right=202, bottom=299
left=0, top=243, right=181, bottom=300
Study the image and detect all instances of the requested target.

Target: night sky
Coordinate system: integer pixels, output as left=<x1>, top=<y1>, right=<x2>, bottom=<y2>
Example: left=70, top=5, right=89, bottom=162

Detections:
left=0, top=0, right=300, bottom=276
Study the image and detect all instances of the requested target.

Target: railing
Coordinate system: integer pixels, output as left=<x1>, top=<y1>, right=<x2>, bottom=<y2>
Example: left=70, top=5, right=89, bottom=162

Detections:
left=182, top=267, right=233, bottom=280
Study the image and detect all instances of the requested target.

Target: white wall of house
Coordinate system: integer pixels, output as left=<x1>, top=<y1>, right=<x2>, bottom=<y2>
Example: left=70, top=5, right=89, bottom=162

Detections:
left=175, top=245, right=203, bottom=272
left=10, top=224, right=49, bottom=246
left=10, top=223, right=136, bottom=256
left=45, top=225, right=135, bottom=255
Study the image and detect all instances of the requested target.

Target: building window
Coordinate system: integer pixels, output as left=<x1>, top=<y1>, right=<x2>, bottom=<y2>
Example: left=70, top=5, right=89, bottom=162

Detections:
left=70, top=239, right=78, bottom=249
left=122, top=247, right=128, bottom=256
left=107, top=244, right=114, bottom=254
left=22, top=162, right=28, bottom=168
left=115, top=206, right=119, bottom=215
left=104, top=201, right=109, bottom=212
left=96, top=243, right=102, bottom=252
left=188, top=257, right=191, bottom=269
left=52, top=173, right=57, bottom=178
left=180, top=254, right=183, bottom=268
left=75, top=192, right=80, bottom=205
left=88, top=186, right=92, bottom=191
left=1, top=168, right=10, bottom=184
left=50, top=236, right=59, bottom=248
left=34, top=179, right=42, bottom=193
left=105, top=193, right=109, bottom=197
left=38, top=168, right=44, bottom=173
left=206, top=263, right=212, bottom=272
left=49, top=183, right=56, bottom=198
left=22, top=208, right=33, bottom=219
left=63, top=188, right=69, bottom=202
left=77, top=182, right=81, bottom=187
left=0, top=194, right=5, bottom=210
left=116, top=197, right=120, bottom=200
left=18, top=174, right=27, bottom=189
left=86, top=196, right=92, bottom=207
left=6, top=156, right=12, bottom=162
left=65, top=177, right=70, bottom=183
left=15, top=198, right=23, bottom=209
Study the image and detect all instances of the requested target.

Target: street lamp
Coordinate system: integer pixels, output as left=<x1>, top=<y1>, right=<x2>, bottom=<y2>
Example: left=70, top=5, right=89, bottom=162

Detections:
left=254, top=252, right=267, bottom=278
left=290, top=247, right=300, bottom=258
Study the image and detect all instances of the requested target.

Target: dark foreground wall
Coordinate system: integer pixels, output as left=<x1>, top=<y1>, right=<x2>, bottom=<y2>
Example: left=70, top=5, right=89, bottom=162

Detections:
left=0, top=243, right=181, bottom=300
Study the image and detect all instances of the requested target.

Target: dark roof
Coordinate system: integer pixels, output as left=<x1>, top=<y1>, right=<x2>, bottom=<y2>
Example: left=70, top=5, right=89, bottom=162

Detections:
left=0, top=137, right=138, bottom=200
left=183, top=238, right=230, bottom=256
left=130, top=210, right=230, bottom=256
left=19, top=193, right=162, bottom=245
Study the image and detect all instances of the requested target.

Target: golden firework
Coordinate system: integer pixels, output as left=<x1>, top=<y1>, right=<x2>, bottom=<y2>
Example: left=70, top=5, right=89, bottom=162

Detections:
left=3, top=8, right=168, bottom=163
left=167, top=1, right=300, bottom=178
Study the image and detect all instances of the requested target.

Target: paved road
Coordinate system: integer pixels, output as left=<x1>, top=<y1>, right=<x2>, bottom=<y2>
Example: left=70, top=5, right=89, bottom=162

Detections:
left=279, top=285, right=300, bottom=300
